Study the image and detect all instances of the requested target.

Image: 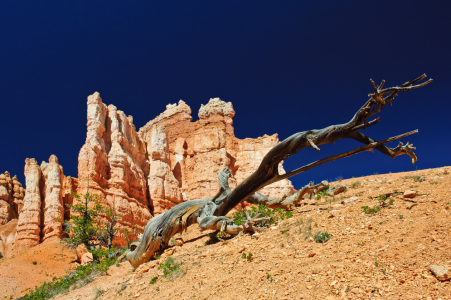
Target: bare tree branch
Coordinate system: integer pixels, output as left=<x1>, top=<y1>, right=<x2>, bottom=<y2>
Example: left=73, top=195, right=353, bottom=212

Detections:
left=126, top=74, right=432, bottom=269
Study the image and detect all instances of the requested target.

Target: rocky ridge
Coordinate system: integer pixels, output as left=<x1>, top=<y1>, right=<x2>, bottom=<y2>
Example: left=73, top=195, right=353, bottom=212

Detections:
left=0, top=93, right=294, bottom=257
left=0, top=156, right=77, bottom=258
left=78, top=93, right=294, bottom=220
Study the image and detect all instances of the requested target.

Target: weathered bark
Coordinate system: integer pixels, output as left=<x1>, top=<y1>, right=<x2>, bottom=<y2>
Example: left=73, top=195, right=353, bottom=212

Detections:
left=127, top=74, right=432, bottom=268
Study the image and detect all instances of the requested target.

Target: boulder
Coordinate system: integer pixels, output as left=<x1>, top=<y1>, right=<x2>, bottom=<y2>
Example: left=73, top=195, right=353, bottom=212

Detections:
left=403, top=190, right=417, bottom=198
left=429, top=265, right=451, bottom=281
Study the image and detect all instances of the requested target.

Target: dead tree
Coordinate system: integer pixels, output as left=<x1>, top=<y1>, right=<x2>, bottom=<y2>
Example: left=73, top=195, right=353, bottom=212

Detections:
left=127, top=74, right=432, bottom=268
left=105, top=195, right=118, bottom=250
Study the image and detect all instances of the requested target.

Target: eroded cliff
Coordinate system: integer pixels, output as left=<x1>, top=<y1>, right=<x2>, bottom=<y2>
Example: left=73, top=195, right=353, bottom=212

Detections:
left=78, top=93, right=294, bottom=218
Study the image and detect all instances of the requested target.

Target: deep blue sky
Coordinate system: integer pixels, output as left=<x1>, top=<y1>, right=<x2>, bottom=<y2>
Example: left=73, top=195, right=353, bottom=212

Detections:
left=1, top=1, right=450, bottom=189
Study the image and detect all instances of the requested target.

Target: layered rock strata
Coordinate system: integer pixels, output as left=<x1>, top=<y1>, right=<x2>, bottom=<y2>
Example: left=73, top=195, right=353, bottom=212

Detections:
left=13, top=158, right=44, bottom=253
left=41, top=155, right=66, bottom=242
left=12, top=156, right=76, bottom=256
left=0, top=219, right=18, bottom=259
left=139, top=98, right=295, bottom=214
left=77, top=92, right=152, bottom=228
left=78, top=93, right=295, bottom=218
left=0, top=172, right=25, bottom=226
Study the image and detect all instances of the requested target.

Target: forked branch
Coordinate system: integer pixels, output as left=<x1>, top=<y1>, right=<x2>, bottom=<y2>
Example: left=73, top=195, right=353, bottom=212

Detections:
left=127, top=74, right=432, bottom=269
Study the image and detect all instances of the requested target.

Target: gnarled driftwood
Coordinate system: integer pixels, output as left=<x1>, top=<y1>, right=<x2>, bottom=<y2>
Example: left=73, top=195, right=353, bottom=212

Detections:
left=127, top=74, right=432, bottom=268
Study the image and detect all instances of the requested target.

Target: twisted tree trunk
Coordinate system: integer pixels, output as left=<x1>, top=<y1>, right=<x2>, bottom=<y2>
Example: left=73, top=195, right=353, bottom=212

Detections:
left=127, top=74, right=432, bottom=268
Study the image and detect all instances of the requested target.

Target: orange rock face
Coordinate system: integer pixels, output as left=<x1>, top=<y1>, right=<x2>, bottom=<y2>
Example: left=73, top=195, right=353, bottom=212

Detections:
left=11, top=156, right=76, bottom=256
left=3, top=94, right=295, bottom=255
left=13, top=158, right=43, bottom=254
left=0, top=219, right=18, bottom=259
left=139, top=98, right=295, bottom=214
left=0, top=171, right=25, bottom=226
left=41, top=155, right=65, bottom=242
left=78, top=94, right=294, bottom=219
left=77, top=92, right=152, bottom=229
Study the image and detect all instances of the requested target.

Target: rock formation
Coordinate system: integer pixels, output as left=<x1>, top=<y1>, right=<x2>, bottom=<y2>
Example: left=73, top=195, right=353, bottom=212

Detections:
left=77, top=92, right=152, bottom=228
left=0, top=171, right=25, bottom=226
left=0, top=219, right=18, bottom=259
left=4, top=93, right=295, bottom=256
left=139, top=98, right=295, bottom=214
left=41, top=155, right=65, bottom=242
left=78, top=94, right=295, bottom=217
left=11, top=156, right=76, bottom=256
left=13, top=158, right=44, bottom=253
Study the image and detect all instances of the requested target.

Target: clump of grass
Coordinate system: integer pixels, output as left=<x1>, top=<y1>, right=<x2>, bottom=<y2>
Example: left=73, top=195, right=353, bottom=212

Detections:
left=21, top=247, right=126, bottom=300
left=314, top=189, right=329, bottom=200
left=158, top=257, right=181, bottom=278
left=231, top=204, right=293, bottom=227
left=403, top=175, right=426, bottom=182
left=361, top=205, right=381, bottom=215
left=314, top=231, right=331, bottom=243
left=413, top=175, right=426, bottom=182
left=363, top=195, right=395, bottom=215
left=296, top=217, right=315, bottom=240
left=32, top=261, right=37, bottom=265
left=150, top=277, right=158, bottom=285
left=94, top=288, right=104, bottom=299
left=351, top=181, right=362, bottom=189
left=241, top=252, right=253, bottom=261
left=266, top=272, right=274, bottom=283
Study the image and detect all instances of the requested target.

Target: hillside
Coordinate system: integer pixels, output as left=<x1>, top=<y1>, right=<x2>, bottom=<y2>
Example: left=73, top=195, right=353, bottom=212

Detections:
left=2, top=166, right=450, bottom=299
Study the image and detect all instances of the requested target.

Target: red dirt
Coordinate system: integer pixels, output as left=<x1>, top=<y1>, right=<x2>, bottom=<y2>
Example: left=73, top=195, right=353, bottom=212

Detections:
left=2, top=166, right=451, bottom=299
left=0, top=238, right=78, bottom=298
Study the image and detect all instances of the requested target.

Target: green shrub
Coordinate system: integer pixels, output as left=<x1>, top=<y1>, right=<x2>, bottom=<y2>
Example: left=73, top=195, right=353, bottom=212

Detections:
left=231, top=204, right=292, bottom=227
left=158, top=257, right=180, bottom=278
left=150, top=277, right=158, bottom=285
left=361, top=205, right=381, bottom=215
left=314, top=231, right=331, bottom=243
left=241, top=252, right=253, bottom=261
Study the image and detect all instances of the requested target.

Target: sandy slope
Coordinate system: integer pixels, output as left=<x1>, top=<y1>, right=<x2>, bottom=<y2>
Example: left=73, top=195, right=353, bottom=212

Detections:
left=2, top=166, right=451, bottom=300
left=0, top=238, right=78, bottom=299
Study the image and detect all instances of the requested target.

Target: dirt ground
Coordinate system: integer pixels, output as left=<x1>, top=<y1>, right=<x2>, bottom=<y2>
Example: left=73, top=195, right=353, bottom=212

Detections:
left=2, top=166, right=450, bottom=300
left=0, top=238, right=78, bottom=299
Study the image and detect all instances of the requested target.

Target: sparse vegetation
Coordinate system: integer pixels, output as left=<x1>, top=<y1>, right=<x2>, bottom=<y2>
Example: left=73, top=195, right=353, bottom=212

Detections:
left=314, top=231, right=331, bottom=243
left=361, top=205, right=381, bottom=215
left=403, top=175, right=426, bottom=182
left=20, top=247, right=126, bottom=300
left=241, top=252, right=253, bottom=261
left=150, top=276, right=158, bottom=285
left=350, top=181, right=362, bottom=189
left=362, top=195, right=394, bottom=215
left=32, top=261, right=37, bottom=265
left=94, top=288, right=104, bottom=299
left=314, top=189, right=329, bottom=200
left=295, top=217, right=315, bottom=240
left=266, top=272, right=274, bottom=283
left=231, top=204, right=292, bottom=227
left=398, top=214, right=404, bottom=219
left=158, top=257, right=181, bottom=278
